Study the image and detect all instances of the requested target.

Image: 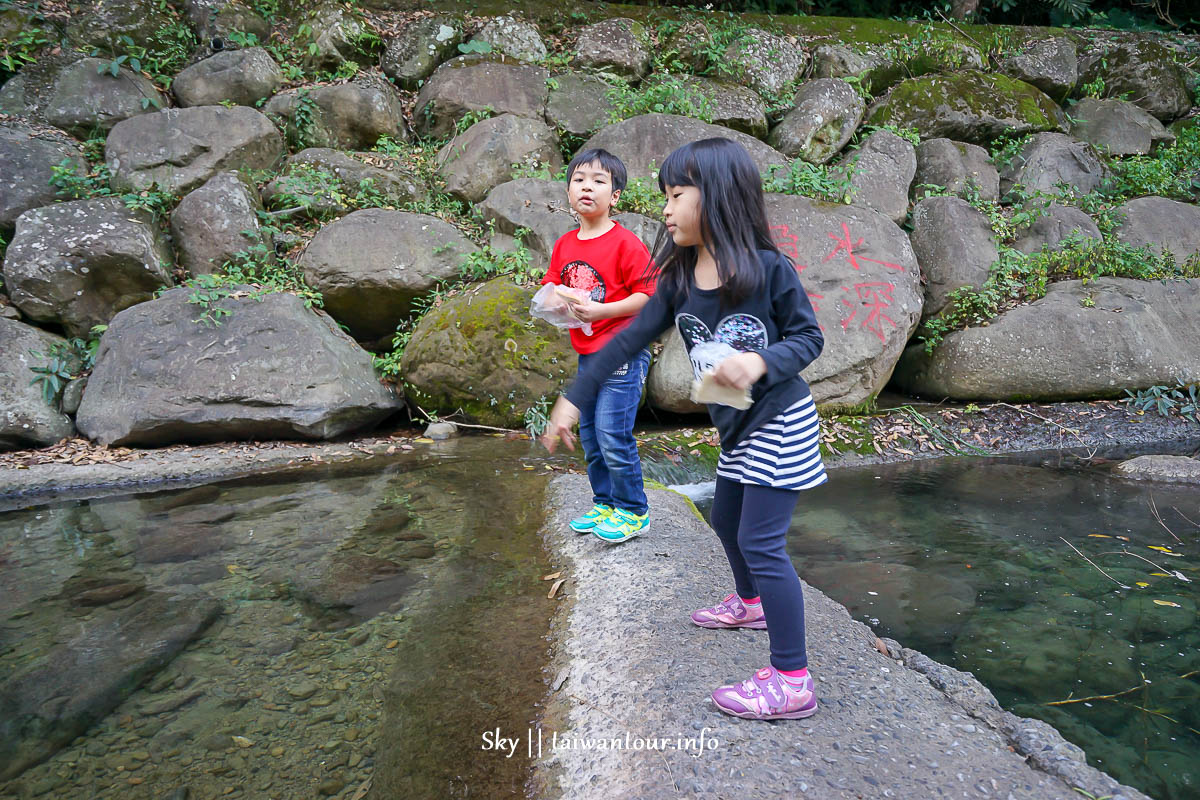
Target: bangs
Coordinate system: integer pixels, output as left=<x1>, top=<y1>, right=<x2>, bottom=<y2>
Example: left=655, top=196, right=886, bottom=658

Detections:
left=657, top=145, right=699, bottom=191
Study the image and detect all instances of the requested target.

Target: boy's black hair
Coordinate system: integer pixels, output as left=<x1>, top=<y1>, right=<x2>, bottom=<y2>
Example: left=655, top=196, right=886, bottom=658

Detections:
left=566, top=148, right=628, bottom=193
left=651, top=137, right=782, bottom=306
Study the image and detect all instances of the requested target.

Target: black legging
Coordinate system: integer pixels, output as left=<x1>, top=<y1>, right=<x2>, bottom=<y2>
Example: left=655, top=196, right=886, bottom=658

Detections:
left=710, top=476, right=808, bottom=671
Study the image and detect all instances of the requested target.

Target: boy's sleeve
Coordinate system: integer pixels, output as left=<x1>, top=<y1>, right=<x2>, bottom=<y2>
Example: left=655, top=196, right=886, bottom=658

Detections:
left=622, top=234, right=657, bottom=297
left=755, top=254, right=824, bottom=388
left=565, top=289, right=672, bottom=412
left=541, top=237, right=563, bottom=286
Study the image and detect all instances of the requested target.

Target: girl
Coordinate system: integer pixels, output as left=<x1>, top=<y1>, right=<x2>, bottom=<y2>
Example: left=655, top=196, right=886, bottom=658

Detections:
left=541, top=137, right=827, bottom=721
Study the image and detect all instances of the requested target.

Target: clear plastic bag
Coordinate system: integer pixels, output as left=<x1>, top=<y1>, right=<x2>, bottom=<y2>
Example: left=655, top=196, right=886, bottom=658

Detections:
left=530, top=284, right=593, bottom=336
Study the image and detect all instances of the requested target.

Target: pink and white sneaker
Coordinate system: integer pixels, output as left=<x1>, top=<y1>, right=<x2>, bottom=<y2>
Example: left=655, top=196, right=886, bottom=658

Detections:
left=711, top=666, right=818, bottom=720
left=690, top=593, right=766, bottom=629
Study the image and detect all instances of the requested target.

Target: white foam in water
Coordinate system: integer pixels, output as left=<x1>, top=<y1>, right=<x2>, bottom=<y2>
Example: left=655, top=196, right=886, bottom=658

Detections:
left=667, top=480, right=715, bottom=504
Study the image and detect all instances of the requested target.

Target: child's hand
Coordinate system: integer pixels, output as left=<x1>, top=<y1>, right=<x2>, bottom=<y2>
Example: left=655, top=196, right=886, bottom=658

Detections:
left=540, top=396, right=580, bottom=453
left=711, top=352, right=767, bottom=390
left=566, top=298, right=605, bottom=324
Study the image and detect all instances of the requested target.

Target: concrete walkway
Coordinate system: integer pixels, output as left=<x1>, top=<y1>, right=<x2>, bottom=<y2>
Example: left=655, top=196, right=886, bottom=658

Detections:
left=536, top=475, right=1150, bottom=800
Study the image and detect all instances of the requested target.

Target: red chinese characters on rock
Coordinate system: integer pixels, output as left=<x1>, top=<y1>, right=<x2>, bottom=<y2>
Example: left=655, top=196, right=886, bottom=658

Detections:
left=771, top=222, right=901, bottom=343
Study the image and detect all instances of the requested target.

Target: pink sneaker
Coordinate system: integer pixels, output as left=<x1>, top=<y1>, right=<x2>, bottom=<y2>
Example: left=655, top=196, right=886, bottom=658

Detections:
left=690, top=593, right=766, bottom=629
left=712, top=666, right=818, bottom=720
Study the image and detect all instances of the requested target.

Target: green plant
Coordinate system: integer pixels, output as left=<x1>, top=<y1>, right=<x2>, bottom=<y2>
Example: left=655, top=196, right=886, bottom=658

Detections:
left=761, top=160, right=857, bottom=204
left=374, top=283, right=448, bottom=377
left=1124, top=382, right=1200, bottom=423
left=27, top=328, right=104, bottom=406
left=292, top=89, right=320, bottom=149
left=49, top=157, right=175, bottom=218
left=860, top=123, right=921, bottom=147
left=605, top=75, right=715, bottom=123
left=453, top=105, right=496, bottom=135
left=524, top=395, right=552, bottom=438
left=617, top=175, right=664, bottom=219
left=268, top=163, right=392, bottom=217
left=458, top=230, right=540, bottom=284
left=1, top=23, right=50, bottom=74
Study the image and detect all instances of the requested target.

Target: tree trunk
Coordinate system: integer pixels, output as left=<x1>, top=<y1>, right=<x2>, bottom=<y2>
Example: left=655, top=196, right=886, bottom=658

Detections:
left=950, top=0, right=981, bottom=20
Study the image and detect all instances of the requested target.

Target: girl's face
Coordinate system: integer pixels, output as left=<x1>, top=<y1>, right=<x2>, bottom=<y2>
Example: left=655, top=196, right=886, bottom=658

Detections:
left=663, top=184, right=703, bottom=248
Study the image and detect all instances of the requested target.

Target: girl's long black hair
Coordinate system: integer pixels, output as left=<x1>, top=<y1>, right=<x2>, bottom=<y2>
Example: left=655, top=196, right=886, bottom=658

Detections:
left=648, top=137, right=783, bottom=306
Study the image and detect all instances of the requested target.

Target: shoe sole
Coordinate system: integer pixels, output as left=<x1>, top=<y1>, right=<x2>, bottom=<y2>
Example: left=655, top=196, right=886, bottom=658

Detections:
left=691, top=618, right=768, bottom=630
left=713, top=700, right=818, bottom=720
left=591, top=526, right=647, bottom=544
left=569, top=523, right=598, bottom=534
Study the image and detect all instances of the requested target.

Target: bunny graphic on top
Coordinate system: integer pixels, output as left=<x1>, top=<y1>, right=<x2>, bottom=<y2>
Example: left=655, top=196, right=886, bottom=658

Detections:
left=676, top=313, right=769, bottom=379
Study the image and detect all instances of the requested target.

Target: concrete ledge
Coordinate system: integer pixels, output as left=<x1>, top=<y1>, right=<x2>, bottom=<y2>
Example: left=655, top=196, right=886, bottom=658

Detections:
left=536, top=474, right=1150, bottom=800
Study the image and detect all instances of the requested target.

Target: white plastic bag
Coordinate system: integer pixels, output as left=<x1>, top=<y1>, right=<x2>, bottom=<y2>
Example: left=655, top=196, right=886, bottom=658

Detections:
left=530, top=284, right=593, bottom=336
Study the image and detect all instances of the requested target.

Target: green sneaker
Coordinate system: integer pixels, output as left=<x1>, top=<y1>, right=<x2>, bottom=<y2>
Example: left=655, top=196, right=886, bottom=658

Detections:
left=569, top=504, right=613, bottom=534
left=592, top=508, right=649, bottom=544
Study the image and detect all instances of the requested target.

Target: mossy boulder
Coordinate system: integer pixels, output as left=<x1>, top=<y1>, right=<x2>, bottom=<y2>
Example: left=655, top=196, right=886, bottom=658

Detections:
left=66, top=0, right=176, bottom=53
left=867, top=70, right=1068, bottom=145
left=400, top=277, right=576, bottom=428
left=380, top=15, right=464, bottom=90
left=573, top=18, right=652, bottom=81
left=996, top=36, right=1077, bottom=102
left=723, top=27, right=807, bottom=100
left=769, top=78, right=864, bottom=164
left=1077, top=38, right=1192, bottom=122
left=545, top=72, right=615, bottom=137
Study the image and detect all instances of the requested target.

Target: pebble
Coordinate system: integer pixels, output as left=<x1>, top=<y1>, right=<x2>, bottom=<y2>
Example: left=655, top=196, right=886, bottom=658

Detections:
left=270, top=747, right=285, bottom=757
left=287, top=681, right=319, bottom=700
left=317, top=778, right=345, bottom=796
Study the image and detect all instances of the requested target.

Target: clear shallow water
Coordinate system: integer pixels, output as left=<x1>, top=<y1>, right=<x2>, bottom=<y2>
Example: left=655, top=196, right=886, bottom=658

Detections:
left=689, top=451, right=1200, bottom=800
left=0, top=438, right=558, bottom=800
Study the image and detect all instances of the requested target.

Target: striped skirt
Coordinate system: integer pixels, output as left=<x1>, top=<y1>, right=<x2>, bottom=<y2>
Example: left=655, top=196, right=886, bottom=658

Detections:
left=716, top=395, right=828, bottom=491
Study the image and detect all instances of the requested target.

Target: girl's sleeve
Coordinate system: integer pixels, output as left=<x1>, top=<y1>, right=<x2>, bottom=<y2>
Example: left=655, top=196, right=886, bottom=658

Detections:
left=755, top=255, right=824, bottom=388
left=564, top=289, right=673, bottom=412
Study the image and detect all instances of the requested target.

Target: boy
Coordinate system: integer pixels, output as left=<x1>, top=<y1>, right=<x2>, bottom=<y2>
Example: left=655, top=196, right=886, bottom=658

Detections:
left=542, top=148, right=656, bottom=543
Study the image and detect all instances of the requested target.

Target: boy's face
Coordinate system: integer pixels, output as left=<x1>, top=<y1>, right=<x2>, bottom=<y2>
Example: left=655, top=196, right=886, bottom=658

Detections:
left=567, top=161, right=620, bottom=220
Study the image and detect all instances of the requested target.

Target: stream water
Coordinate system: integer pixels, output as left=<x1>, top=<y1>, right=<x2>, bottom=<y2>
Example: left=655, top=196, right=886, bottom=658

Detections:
left=1, top=438, right=1197, bottom=800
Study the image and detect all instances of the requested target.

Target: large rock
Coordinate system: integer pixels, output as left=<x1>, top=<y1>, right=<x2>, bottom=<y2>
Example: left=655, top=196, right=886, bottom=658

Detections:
left=0, top=120, right=88, bottom=234
left=1112, top=195, right=1200, bottom=263
left=379, top=15, right=464, bottom=90
left=262, top=148, right=424, bottom=219
left=582, top=114, right=787, bottom=182
left=1011, top=203, right=1101, bottom=255
left=662, top=19, right=714, bottom=75
left=1114, top=455, right=1200, bottom=484
left=436, top=113, right=562, bottom=204
left=811, top=43, right=904, bottom=96
left=835, top=129, right=916, bottom=224
left=2, top=197, right=173, bottom=338
left=413, top=56, right=549, bottom=139
left=646, top=329, right=703, bottom=414
left=0, top=318, right=76, bottom=450
left=182, top=0, right=271, bottom=41
left=471, top=14, right=546, bottom=63
left=0, top=590, right=222, bottom=780
left=1068, top=98, right=1175, bottom=156
left=909, top=196, right=997, bottom=320
left=768, top=78, right=864, bottom=164
left=105, top=105, right=283, bottom=195
left=999, top=133, right=1107, bottom=199
left=170, top=171, right=266, bottom=276
left=723, top=27, right=807, bottom=99
left=293, top=5, right=380, bottom=74
left=912, top=138, right=999, bottom=202
left=573, top=18, right=651, bottom=80
left=997, top=37, right=1078, bottom=101
left=171, top=47, right=284, bottom=108
left=264, top=74, right=406, bottom=151
left=297, top=209, right=478, bottom=344
left=893, top=277, right=1200, bottom=400
left=765, top=193, right=923, bottom=407
left=646, top=75, right=768, bottom=139
left=65, top=0, right=176, bottom=52
left=477, top=178, right=575, bottom=271
left=76, top=288, right=401, bottom=445
left=1077, top=39, right=1192, bottom=122
left=400, top=276, right=576, bottom=427
left=867, top=71, right=1068, bottom=145
left=41, top=57, right=162, bottom=138
left=545, top=72, right=615, bottom=137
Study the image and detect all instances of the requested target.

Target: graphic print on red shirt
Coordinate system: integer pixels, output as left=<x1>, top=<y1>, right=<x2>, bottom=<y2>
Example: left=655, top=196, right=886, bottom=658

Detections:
left=542, top=222, right=656, bottom=354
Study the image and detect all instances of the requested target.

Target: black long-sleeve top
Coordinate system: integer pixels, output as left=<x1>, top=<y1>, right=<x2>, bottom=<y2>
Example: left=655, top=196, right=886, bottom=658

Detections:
left=564, top=250, right=824, bottom=452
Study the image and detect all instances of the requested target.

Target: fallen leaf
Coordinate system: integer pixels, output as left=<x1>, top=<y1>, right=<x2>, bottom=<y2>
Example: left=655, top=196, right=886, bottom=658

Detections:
left=1153, top=600, right=1182, bottom=608
left=548, top=578, right=566, bottom=599
left=1135, top=582, right=1150, bottom=588
left=541, top=571, right=561, bottom=581
left=414, top=438, right=435, bottom=444
left=1088, top=534, right=1112, bottom=538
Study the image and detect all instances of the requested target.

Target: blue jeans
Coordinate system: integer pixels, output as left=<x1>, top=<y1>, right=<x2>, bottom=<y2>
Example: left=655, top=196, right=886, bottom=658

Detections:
left=577, top=349, right=651, bottom=516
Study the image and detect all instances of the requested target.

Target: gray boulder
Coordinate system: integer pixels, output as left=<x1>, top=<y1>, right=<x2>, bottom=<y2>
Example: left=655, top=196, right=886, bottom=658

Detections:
left=262, top=148, right=424, bottom=219
left=1068, top=97, right=1175, bottom=156
left=765, top=193, right=922, bottom=408
left=264, top=74, right=407, bottom=151
left=724, top=28, right=807, bottom=99
left=105, top=105, right=284, bottom=195
left=909, top=196, right=998, bottom=320
left=582, top=114, right=787, bottom=182
left=1112, top=195, right=1200, bottom=263
left=379, top=16, right=463, bottom=91
left=297, top=209, right=477, bottom=344
left=65, top=0, right=175, bottom=52
left=999, top=133, right=1107, bottom=199
left=0, top=318, right=76, bottom=450
left=413, top=56, right=549, bottom=139
left=1077, top=39, right=1192, bottom=122
left=912, top=138, right=999, bottom=202
left=868, top=71, right=1068, bottom=145
left=811, top=43, right=904, bottom=96
left=41, top=58, right=162, bottom=138
left=0, top=120, right=88, bottom=234
left=661, top=19, right=713, bottom=74
left=478, top=178, right=576, bottom=272
left=471, top=14, right=546, bottom=63
left=436, top=113, right=562, bottom=204
left=0, top=73, right=28, bottom=115
left=2, top=197, right=173, bottom=337
left=172, top=47, right=284, bottom=108
left=835, top=130, right=916, bottom=224
left=573, top=18, right=651, bottom=80
left=1011, top=203, right=1101, bottom=255
left=647, top=329, right=704, bottom=414
left=294, top=5, right=380, bottom=74
left=170, top=171, right=267, bottom=276
left=76, top=288, right=401, bottom=445
left=769, top=78, right=864, bottom=164
left=546, top=72, right=615, bottom=137
left=893, top=277, right=1200, bottom=400
left=1114, top=455, right=1200, bottom=484
left=997, top=37, right=1078, bottom=101
left=182, top=0, right=271, bottom=41
left=646, top=75, right=768, bottom=139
